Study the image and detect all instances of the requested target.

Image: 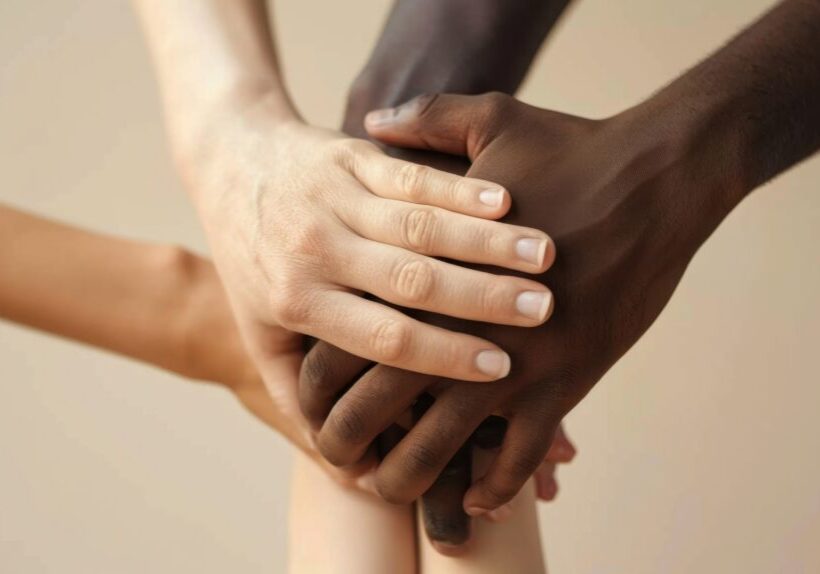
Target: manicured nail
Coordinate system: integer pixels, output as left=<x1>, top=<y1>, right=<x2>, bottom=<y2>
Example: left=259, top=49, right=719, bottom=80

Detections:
left=516, top=291, right=552, bottom=321
left=365, top=108, right=397, bottom=127
left=478, top=187, right=504, bottom=207
left=516, top=237, right=548, bottom=266
left=475, top=350, right=511, bottom=379
left=486, top=504, right=513, bottom=522
left=465, top=506, right=489, bottom=517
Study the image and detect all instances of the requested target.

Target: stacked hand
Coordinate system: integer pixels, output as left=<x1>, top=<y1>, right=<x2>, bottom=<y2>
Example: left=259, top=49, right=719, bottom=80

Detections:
left=301, top=91, right=732, bottom=515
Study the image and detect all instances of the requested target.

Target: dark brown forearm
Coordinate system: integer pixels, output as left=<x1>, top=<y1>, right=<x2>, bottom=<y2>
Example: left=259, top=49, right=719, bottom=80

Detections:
left=343, top=0, right=572, bottom=137
left=648, top=0, right=820, bottom=201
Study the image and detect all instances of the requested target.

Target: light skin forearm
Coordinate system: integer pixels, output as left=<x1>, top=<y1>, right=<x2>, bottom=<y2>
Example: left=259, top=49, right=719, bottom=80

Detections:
left=0, top=205, right=202, bottom=378
left=132, top=0, right=295, bottom=183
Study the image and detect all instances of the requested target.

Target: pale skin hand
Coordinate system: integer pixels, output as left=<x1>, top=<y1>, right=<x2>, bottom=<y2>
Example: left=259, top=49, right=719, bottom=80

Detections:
left=132, top=0, right=557, bottom=387
left=0, top=203, right=575, bottom=493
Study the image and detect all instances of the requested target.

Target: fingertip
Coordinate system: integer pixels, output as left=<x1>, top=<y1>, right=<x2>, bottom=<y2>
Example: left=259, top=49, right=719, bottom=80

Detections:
left=542, top=235, right=557, bottom=272
left=536, top=478, right=558, bottom=501
left=475, top=185, right=511, bottom=219
left=474, top=348, right=511, bottom=380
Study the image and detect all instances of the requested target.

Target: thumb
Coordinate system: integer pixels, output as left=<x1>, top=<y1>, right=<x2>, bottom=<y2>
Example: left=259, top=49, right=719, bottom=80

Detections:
left=364, top=92, right=508, bottom=161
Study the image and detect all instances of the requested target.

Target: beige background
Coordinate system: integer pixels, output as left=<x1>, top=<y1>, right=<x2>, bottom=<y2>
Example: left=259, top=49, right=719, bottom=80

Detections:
left=1, top=1, right=819, bottom=572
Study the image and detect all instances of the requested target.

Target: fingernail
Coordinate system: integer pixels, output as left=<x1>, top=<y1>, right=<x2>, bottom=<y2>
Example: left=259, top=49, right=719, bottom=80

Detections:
left=478, top=187, right=504, bottom=207
left=465, top=506, right=489, bottom=517
left=486, top=504, right=513, bottom=522
left=365, top=108, right=397, bottom=127
left=515, top=291, right=552, bottom=321
left=475, top=350, right=511, bottom=379
left=516, top=237, right=548, bottom=267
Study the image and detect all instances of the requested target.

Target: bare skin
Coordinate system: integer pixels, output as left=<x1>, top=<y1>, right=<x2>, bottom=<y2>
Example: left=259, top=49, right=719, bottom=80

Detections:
left=301, top=0, right=820, bottom=548
left=0, top=204, right=573, bottom=571
left=132, top=0, right=559, bottom=392
left=332, top=0, right=575, bottom=548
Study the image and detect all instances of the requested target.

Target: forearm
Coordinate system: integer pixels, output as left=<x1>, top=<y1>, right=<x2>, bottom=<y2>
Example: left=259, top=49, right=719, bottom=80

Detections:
left=344, top=0, right=571, bottom=137
left=0, top=206, right=202, bottom=378
left=644, top=0, right=820, bottom=207
left=132, top=0, right=296, bottom=173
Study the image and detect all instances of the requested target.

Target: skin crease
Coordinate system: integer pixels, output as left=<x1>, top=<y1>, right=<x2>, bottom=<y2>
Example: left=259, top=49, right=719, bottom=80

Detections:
left=302, top=0, right=820, bottom=539
left=334, top=0, right=575, bottom=549
left=134, top=0, right=562, bottom=391
left=0, top=203, right=577, bottom=557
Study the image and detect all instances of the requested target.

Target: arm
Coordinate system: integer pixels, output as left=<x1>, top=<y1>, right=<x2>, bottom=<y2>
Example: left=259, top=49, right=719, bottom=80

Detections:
left=307, top=0, right=820, bottom=536
left=132, top=0, right=556, bottom=388
left=0, top=206, right=213, bottom=379
left=344, top=0, right=572, bottom=137
left=335, top=0, right=574, bottom=551
left=0, top=204, right=369, bottom=484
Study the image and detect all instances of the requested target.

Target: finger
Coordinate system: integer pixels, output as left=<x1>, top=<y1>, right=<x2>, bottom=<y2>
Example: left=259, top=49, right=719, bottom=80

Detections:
left=349, top=140, right=511, bottom=218
left=375, top=387, right=491, bottom=504
left=545, top=423, right=577, bottom=463
left=299, top=341, right=371, bottom=430
left=337, top=195, right=555, bottom=273
left=364, top=93, right=509, bottom=160
left=420, top=444, right=472, bottom=553
left=463, top=420, right=554, bottom=515
left=334, top=238, right=554, bottom=327
left=317, top=366, right=433, bottom=466
left=534, top=461, right=559, bottom=502
left=290, top=289, right=513, bottom=382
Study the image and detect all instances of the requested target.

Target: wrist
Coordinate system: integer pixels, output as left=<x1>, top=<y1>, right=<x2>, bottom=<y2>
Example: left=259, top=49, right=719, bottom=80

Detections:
left=171, top=86, right=302, bottom=209
left=153, top=246, right=252, bottom=388
left=609, top=92, right=750, bottom=258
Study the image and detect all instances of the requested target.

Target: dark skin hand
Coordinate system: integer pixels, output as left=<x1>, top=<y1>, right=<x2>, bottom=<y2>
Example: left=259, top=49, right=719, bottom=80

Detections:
left=307, top=0, right=820, bottom=530
left=331, top=0, right=575, bottom=551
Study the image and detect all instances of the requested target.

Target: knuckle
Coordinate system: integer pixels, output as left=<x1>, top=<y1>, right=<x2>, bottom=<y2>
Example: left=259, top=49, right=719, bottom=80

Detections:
left=479, top=91, right=514, bottom=132
left=412, top=93, right=440, bottom=119
left=270, top=278, right=310, bottom=328
left=369, top=318, right=412, bottom=363
left=509, top=447, right=544, bottom=479
left=326, top=137, right=362, bottom=165
left=390, top=257, right=436, bottom=304
left=481, top=477, right=518, bottom=506
left=374, top=472, right=413, bottom=505
left=325, top=400, right=369, bottom=448
left=479, top=280, right=509, bottom=318
left=402, top=440, right=444, bottom=477
left=284, top=219, right=326, bottom=258
left=399, top=207, right=437, bottom=252
left=397, top=163, right=429, bottom=202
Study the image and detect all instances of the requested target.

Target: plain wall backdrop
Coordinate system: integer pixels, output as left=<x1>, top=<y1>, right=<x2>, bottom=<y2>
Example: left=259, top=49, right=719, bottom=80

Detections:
left=1, top=1, right=819, bottom=572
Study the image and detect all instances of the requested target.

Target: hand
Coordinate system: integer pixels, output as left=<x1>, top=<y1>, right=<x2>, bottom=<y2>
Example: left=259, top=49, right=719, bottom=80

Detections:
left=301, top=91, right=737, bottom=514
left=175, top=253, right=375, bottom=490
left=183, top=101, right=558, bottom=388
